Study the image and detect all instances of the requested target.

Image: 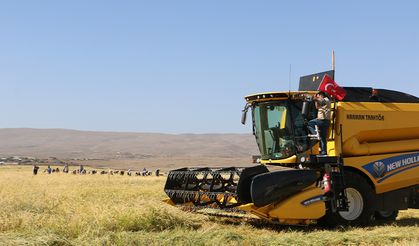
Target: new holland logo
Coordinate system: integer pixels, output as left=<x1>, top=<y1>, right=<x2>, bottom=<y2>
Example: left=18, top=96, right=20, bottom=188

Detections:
left=362, top=153, right=419, bottom=183
left=373, top=161, right=386, bottom=178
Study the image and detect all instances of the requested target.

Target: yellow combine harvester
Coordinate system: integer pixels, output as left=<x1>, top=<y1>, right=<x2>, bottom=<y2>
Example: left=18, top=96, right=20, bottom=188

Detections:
left=164, top=70, right=419, bottom=226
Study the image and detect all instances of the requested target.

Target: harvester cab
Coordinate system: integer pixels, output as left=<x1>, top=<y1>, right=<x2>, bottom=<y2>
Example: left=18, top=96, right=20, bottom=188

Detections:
left=164, top=70, right=419, bottom=226
left=242, top=91, right=319, bottom=162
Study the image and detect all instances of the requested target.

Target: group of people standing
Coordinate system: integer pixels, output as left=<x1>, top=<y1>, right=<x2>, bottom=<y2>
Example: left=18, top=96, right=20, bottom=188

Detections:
left=32, top=164, right=160, bottom=177
left=32, top=164, right=70, bottom=175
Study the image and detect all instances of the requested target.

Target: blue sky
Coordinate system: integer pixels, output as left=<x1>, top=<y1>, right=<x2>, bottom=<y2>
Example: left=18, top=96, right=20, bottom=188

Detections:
left=0, top=1, right=418, bottom=133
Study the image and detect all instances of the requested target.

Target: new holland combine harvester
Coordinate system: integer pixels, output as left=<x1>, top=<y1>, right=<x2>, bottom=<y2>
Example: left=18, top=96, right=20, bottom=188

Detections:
left=163, top=69, right=419, bottom=226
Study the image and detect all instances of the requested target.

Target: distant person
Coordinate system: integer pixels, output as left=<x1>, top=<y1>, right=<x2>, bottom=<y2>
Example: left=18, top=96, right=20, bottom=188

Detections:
left=142, top=168, right=147, bottom=176
left=63, top=164, right=69, bottom=173
left=47, top=165, right=52, bottom=174
left=79, top=165, right=84, bottom=174
left=155, top=169, right=160, bottom=176
left=32, top=165, right=39, bottom=175
left=127, top=169, right=132, bottom=176
left=369, top=88, right=381, bottom=102
left=308, top=91, right=331, bottom=155
left=88, top=170, right=97, bottom=174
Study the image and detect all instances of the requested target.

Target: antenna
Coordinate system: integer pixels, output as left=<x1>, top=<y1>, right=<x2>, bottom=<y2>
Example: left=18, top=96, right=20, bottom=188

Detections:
left=288, top=64, right=292, bottom=93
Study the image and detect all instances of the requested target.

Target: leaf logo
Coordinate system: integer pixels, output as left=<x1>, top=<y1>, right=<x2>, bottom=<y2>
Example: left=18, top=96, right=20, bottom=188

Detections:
left=373, top=161, right=386, bottom=178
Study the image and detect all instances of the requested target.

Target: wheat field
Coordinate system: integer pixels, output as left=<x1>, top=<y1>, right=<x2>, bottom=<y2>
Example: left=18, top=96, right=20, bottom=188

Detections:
left=0, top=165, right=418, bottom=246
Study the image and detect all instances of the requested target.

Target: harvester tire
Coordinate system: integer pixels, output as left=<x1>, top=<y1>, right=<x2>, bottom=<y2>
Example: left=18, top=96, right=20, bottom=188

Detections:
left=320, top=171, right=375, bottom=227
left=375, top=210, right=398, bottom=222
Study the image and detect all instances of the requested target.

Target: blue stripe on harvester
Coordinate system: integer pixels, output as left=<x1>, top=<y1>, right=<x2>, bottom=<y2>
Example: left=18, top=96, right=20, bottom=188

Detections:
left=377, top=162, right=419, bottom=183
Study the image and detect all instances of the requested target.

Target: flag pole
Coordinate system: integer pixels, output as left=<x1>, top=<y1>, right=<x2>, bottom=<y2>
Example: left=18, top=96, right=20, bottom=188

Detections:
left=332, top=49, right=335, bottom=80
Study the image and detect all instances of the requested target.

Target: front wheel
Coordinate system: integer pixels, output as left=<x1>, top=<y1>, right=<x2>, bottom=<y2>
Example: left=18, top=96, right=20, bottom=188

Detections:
left=320, top=171, right=376, bottom=227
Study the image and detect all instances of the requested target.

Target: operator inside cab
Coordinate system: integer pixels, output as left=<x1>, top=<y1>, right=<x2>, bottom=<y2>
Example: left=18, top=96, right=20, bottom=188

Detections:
left=307, top=91, right=331, bottom=155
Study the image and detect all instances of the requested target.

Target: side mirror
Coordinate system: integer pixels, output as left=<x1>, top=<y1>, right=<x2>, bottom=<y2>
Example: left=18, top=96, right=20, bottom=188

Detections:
left=301, top=95, right=312, bottom=117
left=241, top=104, right=250, bottom=125
left=302, top=101, right=309, bottom=117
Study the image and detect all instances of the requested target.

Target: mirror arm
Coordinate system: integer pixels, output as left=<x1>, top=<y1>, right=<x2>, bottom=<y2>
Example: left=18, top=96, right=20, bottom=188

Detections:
left=241, top=103, right=251, bottom=125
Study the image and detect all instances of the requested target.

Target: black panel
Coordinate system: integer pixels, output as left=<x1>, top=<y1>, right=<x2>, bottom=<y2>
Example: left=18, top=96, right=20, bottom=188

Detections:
left=236, top=165, right=269, bottom=203
left=250, top=169, right=318, bottom=207
left=299, top=70, right=335, bottom=91
left=375, top=186, right=416, bottom=211
left=342, top=87, right=419, bottom=103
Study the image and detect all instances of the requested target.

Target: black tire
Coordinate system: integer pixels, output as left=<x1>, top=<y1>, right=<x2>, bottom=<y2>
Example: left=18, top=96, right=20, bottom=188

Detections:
left=319, top=171, right=376, bottom=227
left=375, top=210, right=398, bottom=222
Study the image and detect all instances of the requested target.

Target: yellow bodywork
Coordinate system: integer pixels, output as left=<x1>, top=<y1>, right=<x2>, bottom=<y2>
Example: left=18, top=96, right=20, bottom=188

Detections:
left=238, top=186, right=325, bottom=224
left=333, top=101, right=419, bottom=194
left=163, top=186, right=326, bottom=225
left=248, top=92, right=419, bottom=195
left=334, top=102, right=419, bottom=156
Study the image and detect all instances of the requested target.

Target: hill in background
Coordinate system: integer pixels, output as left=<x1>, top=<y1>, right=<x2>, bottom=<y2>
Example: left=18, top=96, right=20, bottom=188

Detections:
left=0, top=128, right=259, bottom=170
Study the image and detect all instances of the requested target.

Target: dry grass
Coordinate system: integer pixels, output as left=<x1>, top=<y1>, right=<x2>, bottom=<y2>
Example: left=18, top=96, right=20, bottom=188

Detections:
left=0, top=165, right=418, bottom=246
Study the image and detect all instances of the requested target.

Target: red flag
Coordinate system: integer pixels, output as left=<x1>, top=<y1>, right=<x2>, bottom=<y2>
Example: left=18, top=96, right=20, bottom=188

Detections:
left=318, top=74, right=347, bottom=100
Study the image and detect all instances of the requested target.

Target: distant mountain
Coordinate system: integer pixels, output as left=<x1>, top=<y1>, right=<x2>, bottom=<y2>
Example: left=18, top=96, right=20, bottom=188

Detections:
left=0, top=128, right=259, bottom=161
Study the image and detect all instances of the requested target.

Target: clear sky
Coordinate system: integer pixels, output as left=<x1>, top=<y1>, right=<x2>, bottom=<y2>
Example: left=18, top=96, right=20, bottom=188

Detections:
left=0, top=1, right=418, bottom=133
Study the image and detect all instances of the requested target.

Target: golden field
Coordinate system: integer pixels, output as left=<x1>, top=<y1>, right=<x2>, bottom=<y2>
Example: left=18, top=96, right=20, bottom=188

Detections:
left=0, top=165, right=418, bottom=246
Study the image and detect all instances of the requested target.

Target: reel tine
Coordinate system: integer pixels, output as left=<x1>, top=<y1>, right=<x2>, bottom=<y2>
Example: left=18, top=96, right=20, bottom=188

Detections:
left=164, top=167, right=245, bottom=208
